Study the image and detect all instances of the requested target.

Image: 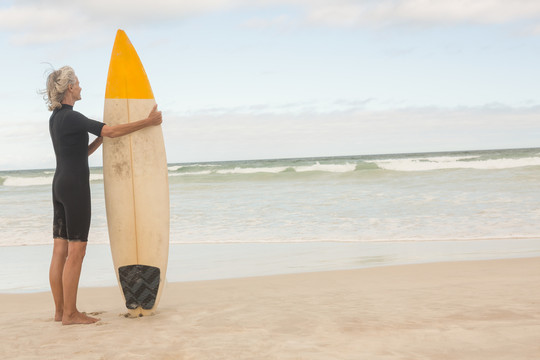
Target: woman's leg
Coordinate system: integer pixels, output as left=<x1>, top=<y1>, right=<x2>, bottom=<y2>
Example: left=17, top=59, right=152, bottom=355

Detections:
left=49, top=238, right=68, bottom=321
left=61, top=241, right=99, bottom=325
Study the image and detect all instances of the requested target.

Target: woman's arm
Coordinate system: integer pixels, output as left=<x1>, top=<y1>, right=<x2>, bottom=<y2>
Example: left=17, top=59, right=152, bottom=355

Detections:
left=88, top=137, right=103, bottom=156
left=101, top=104, right=162, bottom=138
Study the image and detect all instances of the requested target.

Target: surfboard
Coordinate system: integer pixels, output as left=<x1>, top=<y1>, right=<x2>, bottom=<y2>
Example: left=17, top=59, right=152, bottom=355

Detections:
left=102, top=29, right=169, bottom=317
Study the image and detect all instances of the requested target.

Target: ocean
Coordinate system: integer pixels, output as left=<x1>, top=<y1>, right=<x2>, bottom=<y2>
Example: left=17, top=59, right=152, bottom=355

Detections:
left=1, top=148, right=540, bottom=292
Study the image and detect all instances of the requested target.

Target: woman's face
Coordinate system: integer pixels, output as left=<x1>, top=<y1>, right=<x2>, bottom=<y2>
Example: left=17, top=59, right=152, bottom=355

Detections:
left=70, top=76, right=82, bottom=101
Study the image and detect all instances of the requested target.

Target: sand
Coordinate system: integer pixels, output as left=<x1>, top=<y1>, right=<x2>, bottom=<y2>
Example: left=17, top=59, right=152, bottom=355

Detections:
left=1, top=257, right=539, bottom=359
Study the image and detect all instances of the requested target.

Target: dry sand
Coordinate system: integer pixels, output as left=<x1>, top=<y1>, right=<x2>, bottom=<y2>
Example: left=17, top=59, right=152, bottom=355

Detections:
left=1, top=257, right=539, bottom=359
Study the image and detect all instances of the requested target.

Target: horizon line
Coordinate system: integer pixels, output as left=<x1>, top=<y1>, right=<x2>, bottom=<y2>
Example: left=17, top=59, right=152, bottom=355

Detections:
left=1, top=146, right=539, bottom=173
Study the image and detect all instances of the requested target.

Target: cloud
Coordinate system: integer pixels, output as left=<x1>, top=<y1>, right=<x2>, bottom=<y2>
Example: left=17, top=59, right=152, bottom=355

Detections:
left=0, top=0, right=242, bottom=45
left=0, top=3, right=98, bottom=45
left=245, top=0, right=540, bottom=30
left=242, top=14, right=296, bottom=30
left=522, top=22, right=540, bottom=36
left=157, top=103, right=540, bottom=163
left=302, top=0, right=540, bottom=28
left=177, top=98, right=374, bottom=117
left=3, top=0, right=540, bottom=45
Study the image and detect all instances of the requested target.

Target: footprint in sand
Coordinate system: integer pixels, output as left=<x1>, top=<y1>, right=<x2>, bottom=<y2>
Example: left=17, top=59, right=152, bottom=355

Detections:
left=86, top=311, right=105, bottom=316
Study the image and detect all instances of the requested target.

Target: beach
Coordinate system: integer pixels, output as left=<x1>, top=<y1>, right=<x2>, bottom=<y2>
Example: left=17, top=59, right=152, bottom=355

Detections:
left=1, top=257, right=539, bottom=359
left=2, top=1, right=539, bottom=355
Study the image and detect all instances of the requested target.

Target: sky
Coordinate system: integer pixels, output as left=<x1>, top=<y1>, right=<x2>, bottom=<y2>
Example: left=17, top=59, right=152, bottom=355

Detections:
left=1, top=0, right=540, bottom=170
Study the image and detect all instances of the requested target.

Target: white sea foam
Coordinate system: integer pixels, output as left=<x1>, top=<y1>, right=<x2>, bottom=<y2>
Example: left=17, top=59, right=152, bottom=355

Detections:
left=294, top=162, right=357, bottom=173
left=2, top=173, right=103, bottom=187
left=169, top=164, right=220, bottom=171
left=368, top=156, right=540, bottom=171
left=90, top=174, right=104, bottom=181
left=169, top=170, right=213, bottom=176
left=168, top=165, right=184, bottom=171
left=178, top=162, right=358, bottom=175
left=2, top=176, right=53, bottom=187
left=3, top=154, right=539, bottom=187
left=217, top=166, right=290, bottom=175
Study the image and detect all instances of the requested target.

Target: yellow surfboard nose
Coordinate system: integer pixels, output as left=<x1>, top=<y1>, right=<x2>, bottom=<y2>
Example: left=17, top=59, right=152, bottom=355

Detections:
left=105, top=29, right=154, bottom=99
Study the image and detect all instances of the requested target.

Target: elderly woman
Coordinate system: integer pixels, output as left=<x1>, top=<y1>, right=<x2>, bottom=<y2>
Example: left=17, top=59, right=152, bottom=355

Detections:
left=44, top=66, right=162, bottom=325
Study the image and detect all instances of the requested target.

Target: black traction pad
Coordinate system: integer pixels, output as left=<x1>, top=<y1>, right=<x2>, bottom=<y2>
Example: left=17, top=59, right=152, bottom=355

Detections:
left=118, top=265, right=160, bottom=310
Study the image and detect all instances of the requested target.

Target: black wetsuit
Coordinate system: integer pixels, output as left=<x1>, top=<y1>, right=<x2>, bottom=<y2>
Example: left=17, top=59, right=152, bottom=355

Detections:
left=49, top=104, right=105, bottom=241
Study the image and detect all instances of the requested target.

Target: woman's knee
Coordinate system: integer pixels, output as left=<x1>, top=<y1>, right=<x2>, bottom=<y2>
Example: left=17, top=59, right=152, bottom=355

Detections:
left=67, top=241, right=87, bottom=260
left=52, top=238, right=69, bottom=259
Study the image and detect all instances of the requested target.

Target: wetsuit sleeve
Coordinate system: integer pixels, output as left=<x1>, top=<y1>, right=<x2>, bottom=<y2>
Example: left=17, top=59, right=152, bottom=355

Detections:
left=71, top=111, right=106, bottom=137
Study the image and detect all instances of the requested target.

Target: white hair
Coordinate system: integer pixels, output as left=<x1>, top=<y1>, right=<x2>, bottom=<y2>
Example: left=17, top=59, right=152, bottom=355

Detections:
left=42, top=66, right=77, bottom=111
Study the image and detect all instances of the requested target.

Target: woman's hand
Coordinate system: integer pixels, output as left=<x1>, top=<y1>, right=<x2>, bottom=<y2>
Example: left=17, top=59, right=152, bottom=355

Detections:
left=146, top=104, right=162, bottom=126
left=101, top=104, right=163, bottom=138
left=88, top=137, right=103, bottom=156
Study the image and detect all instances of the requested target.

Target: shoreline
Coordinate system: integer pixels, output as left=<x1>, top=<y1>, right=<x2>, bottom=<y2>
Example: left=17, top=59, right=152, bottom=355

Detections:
left=2, top=238, right=540, bottom=293
left=1, top=257, right=539, bottom=359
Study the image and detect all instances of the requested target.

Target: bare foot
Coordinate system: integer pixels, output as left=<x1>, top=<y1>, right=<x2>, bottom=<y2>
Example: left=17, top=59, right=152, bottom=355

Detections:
left=54, top=311, right=63, bottom=322
left=62, top=311, right=100, bottom=325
